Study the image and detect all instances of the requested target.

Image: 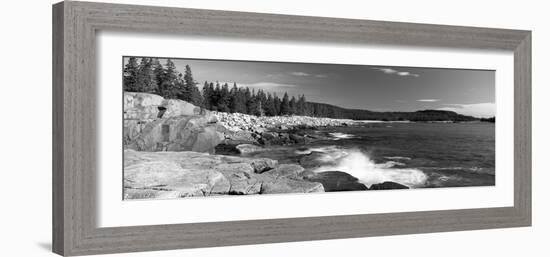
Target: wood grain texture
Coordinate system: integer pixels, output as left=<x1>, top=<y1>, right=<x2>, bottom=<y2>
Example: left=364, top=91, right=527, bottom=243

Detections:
left=52, top=1, right=532, bottom=256
left=52, top=2, right=65, bottom=255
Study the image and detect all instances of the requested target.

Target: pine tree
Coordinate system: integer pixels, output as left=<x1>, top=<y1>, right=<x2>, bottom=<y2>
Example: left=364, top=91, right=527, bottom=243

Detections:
left=136, top=58, right=157, bottom=93
left=280, top=92, right=290, bottom=115
left=208, top=82, right=215, bottom=110
left=183, top=65, right=194, bottom=87
left=250, top=91, right=264, bottom=116
left=189, top=84, right=203, bottom=107
left=218, top=83, right=230, bottom=112
left=244, top=88, right=253, bottom=115
left=256, top=89, right=267, bottom=115
left=149, top=58, right=160, bottom=93
left=210, top=82, right=221, bottom=111
left=273, top=94, right=281, bottom=116
left=297, top=94, right=307, bottom=115
left=289, top=96, right=297, bottom=115
left=177, top=64, right=203, bottom=106
left=202, top=81, right=212, bottom=109
left=265, top=93, right=277, bottom=116
left=175, top=80, right=188, bottom=100
left=123, top=57, right=139, bottom=92
left=153, top=61, right=165, bottom=95
left=229, top=83, right=243, bottom=113
left=235, top=85, right=248, bottom=114
left=154, top=59, right=180, bottom=99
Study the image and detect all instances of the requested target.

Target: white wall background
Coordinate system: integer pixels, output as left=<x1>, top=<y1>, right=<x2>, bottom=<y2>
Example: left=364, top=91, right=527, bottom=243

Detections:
left=0, top=0, right=547, bottom=256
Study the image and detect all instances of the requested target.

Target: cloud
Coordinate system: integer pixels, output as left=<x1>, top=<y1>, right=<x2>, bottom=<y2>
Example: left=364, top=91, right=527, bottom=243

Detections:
left=416, top=99, right=441, bottom=102
left=377, top=68, right=397, bottom=74
left=437, top=102, right=495, bottom=118
left=290, top=71, right=328, bottom=78
left=373, top=67, right=419, bottom=77
left=238, top=82, right=297, bottom=89
left=290, top=71, right=310, bottom=77
left=397, top=71, right=419, bottom=77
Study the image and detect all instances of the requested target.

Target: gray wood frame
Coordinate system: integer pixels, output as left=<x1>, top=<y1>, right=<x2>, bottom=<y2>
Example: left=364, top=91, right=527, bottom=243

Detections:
left=52, top=1, right=531, bottom=256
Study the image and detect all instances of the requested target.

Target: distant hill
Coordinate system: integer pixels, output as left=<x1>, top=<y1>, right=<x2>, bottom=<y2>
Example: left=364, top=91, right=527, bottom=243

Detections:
left=306, top=102, right=479, bottom=122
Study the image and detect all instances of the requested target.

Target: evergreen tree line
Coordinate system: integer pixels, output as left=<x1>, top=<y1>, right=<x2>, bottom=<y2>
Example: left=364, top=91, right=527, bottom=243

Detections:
left=201, top=81, right=308, bottom=116
left=123, top=57, right=309, bottom=116
left=123, top=57, right=203, bottom=105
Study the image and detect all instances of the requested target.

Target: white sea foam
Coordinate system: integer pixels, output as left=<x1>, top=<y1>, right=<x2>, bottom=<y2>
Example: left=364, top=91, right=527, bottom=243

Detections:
left=329, top=132, right=356, bottom=140
left=377, top=161, right=406, bottom=168
left=295, top=145, right=338, bottom=155
left=294, top=149, right=312, bottom=155
left=384, top=156, right=412, bottom=161
left=313, top=148, right=427, bottom=188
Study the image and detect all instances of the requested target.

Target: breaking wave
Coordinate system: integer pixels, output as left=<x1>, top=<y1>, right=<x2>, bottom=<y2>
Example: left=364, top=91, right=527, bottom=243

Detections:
left=311, top=147, right=427, bottom=188
left=329, top=132, right=356, bottom=140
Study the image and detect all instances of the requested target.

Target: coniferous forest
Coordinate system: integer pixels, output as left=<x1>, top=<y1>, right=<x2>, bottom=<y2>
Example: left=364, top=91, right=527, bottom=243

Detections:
left=123, top=57, right=309, bottom=116
left=123, top=57, right=482, bottom=122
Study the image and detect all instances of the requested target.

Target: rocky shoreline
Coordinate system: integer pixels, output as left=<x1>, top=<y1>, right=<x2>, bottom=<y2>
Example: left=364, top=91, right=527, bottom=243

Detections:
left=123, top=92, right=408, bottom=200
left=124, top=150, right=324, bottom=199
left=124, top=150, right=409, bottom=199
left=213, top=111, right=365, bottom=151
left=214, top=111, right=361, bottom=132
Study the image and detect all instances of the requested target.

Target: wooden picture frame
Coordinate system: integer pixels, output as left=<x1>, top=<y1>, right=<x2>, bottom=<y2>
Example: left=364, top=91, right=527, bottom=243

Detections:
left=52, top=1, right=531, bottom=256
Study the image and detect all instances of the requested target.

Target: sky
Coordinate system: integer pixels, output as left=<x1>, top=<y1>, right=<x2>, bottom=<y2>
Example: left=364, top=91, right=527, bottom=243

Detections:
left=125, top=57, right=495, bottom=118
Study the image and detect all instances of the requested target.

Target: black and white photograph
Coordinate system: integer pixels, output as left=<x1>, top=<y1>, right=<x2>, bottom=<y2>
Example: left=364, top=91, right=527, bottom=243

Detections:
left=123, top=57, right=495, bottom=200
left=2, top=0, right=542, bottom=256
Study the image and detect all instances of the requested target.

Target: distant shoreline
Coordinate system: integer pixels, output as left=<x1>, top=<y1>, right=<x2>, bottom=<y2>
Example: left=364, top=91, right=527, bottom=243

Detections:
left=213, top=111, right=494, bottom=133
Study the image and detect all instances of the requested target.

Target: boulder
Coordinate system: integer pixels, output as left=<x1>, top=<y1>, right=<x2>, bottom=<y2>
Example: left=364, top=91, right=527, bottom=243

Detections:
left=306, top=171, right=368, bottom=192
left=225, top=130, right=257, bottom=143
left=261, top=178, right=324, bottom=194
left=125, top=115, right=224, bottom=153
left=289, top=133, right=306, bottom=144
left=123, top=159, right=231, bottom=198
left=124, top=119, right=154, bottom=146
left=297, top=170, right=316, bottom=179
left=227, top=177, right=262, bottom=195
left=214, top=163, right=255, bottom=176
left=124, top=92, right=165, bottom=109
left=160, top=99, right=202, bottom=118
left=278, top=133, right=291, bottom=144
left=259, top=132, right=278, bottom=145
left=259, top=132, right=293, bottom=145
left=124, top=92, right=165, bottom=120
left=369, top=181, right=409, bottom=190
left=124, top=188, right=201, bottom=199
left=124, top=107, right=161, bottom=120
left=263, top=164, right=304, bottom=179
left=251, top=126, right=266, bottom=134
left=192, top=126, right=225, bottom=153
left=208, top=172, right=232, bottom=195
left=250, top=158, right=278, bottom=173
left=124, top=92, right=225, bottom=153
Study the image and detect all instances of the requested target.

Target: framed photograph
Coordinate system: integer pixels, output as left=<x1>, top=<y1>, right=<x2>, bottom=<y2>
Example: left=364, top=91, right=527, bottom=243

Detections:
left=52, top=1, right=531, bottom=256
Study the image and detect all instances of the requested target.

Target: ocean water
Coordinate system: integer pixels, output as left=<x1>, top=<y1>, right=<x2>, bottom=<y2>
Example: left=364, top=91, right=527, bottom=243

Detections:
left=243, top=122, right=495, bottom=189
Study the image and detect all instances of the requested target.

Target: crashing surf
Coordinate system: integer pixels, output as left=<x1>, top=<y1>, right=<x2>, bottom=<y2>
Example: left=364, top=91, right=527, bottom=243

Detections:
left=306, top=147, right=427, bottom=188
